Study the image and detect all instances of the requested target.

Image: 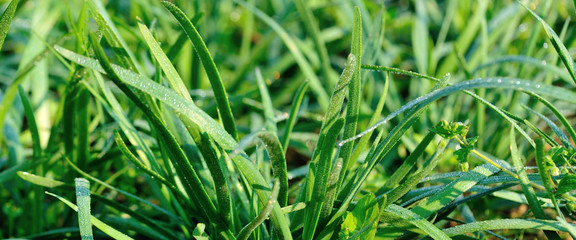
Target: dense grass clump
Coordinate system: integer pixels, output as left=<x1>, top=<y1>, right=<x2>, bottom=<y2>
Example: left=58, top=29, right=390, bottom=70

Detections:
left=2, top=0, right=576, bottom=239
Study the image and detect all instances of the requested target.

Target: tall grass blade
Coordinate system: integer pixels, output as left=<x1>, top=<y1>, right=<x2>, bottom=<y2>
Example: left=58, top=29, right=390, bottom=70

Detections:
left=281, top=81, right=308, bottom=151
left=340, top=7, right=362, bottom=173
left=46, top=191, right=134, bottom=240
left=256, top=68, right=277, bottom=132
left=257, top=132, right=288, bottom=207
left=75, top=178, right=94, bottom=240
left=137, top=18, right=193, bottom=103
left=161, top=1, right=238, bottom=140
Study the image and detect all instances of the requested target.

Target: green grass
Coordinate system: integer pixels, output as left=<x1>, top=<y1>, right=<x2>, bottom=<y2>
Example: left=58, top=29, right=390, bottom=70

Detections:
left=2, top=0, right=576, bottom=239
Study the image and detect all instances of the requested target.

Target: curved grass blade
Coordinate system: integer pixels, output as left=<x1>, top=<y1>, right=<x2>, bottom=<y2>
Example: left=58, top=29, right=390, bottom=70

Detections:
left=0, top=0, right=19, bottom=52
left=257, top=131, right=288, bottom=207
left=161, top=1, right=237, bottom=140
left=75, top=178, right=94, bottom=240
left=281, top=81, right=308, bottom=151
left=46, top=191, right=134, bottom=240
left=137, top=17, right=193, bottom=103
left=443, top=219, right=574, bottom=237
left=385, top=204, right=450, bottom=240
left=234, top=0, right=330, bottom=110
left=520, top=2, right=576, bottom=85
left=55, top=46, right=292, bottom=239
left=340, top=77, right=576, bottom=146
left=236, top=179, right=280, bottom=240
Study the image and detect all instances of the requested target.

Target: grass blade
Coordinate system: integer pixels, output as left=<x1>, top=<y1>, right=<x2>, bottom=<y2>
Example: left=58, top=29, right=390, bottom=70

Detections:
left=257, top=131, right=288, bottom=207
left=339, top=7, right=362, bottom=173
left=75, top=178, right=94, bottom=240
left=137, top=18, right=193, bottom=103
left=281, top=81, right=308, bottom=152
left=161, top=1, right=238, bottom=140
left=237, top=180, right=280, bottom=240
left=0, top=0, right=19, bottom=52
left=46, top=191, right=134, bottom=240
left=303, top=118, right=344, bottom=240
left=443, top=219, right=574, bottom=237
left=256, top=68, right=277, bottom=132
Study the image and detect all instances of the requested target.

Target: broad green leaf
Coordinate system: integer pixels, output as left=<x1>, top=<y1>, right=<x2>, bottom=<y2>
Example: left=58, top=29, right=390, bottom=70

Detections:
left=556, top=174, right=576, bottom=196
left=339, top=193, right=379, bottom=240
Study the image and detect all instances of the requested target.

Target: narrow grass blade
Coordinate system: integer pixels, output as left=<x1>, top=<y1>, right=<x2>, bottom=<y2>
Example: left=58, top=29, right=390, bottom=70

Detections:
left=46, top=191, right=134, bottom=240
left=17, top=171, right=66, bottom=188
left=520, top=2, right=576, bottom=85
left=319, top=157, right=342, bottom=221
left=18, top=86, right=41, bottom=158
left=510, top=128, right=562, bottom=240
left=257, top=131, right=288, bottom=207
left=197, top=132, right=232, bottom=226
left=137, top=18, right=193, bottom=103
left=385, top=204, right=450, bottom=240
left=256, top=68, right=277, bottom=132
left=75, top=178, right=94, bottom=240
left=281, top=81, right=308, bottom=151
left=236, top=179, right=280, bottom=240
left=305, top=54, right=356, bottom=200
left=340, top=7, right=362, bottom=173
left=161, top=1, right=238, bottom=140
left=235, top=0, right=330, bottom=110
left=0, top=0, right=19, bottom=52
left=443, top=219, right=574, bottom=237
left=303, top=118, right=344, bottom=240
